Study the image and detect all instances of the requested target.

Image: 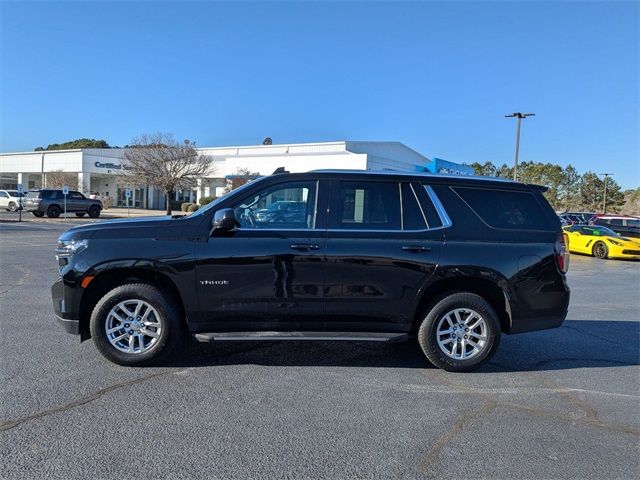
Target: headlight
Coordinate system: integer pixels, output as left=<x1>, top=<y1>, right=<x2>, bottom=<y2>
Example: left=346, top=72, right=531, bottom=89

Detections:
left=55, top=239, right=89, bottom=258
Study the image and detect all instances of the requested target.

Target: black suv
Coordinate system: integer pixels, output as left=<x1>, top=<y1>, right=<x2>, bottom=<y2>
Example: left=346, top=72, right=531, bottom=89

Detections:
left=25, top=189, right=102, bottom=218
left=52, top=169, right=570, bottom=372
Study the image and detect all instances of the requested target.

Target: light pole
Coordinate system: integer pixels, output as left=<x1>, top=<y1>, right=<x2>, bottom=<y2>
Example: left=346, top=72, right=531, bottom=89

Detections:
left=505, top=112, right=535, bottom=181
left=599, top=173, right=613, bottom=214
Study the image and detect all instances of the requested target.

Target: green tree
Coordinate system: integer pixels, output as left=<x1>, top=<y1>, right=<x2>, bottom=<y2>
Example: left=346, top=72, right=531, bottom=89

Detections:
left=469, top=161, right=497, bottom=177
left=621, top=188, right=640, bottom=216
left=35, top=138, right=110, bottom=151
left=558, top=165, right=581, bottom=211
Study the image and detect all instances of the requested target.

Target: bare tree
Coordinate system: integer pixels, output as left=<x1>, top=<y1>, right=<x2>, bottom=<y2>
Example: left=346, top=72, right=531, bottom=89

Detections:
left=46, top=170, right=77, bottom=189
left=122, top=133, right=214, bottom=215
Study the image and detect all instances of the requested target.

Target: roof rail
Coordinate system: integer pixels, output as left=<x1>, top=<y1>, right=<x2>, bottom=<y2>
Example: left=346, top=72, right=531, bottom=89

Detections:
left=272, top=167, right=289, bottom=175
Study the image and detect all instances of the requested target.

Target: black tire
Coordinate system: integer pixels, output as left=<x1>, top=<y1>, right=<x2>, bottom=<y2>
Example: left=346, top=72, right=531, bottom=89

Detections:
left=417, top=292, right=501, bottom=372
left=75, top=212, right=86, bottom=217
left=88, top=205, right=100, bottom=218
left=90, top=283, right=182, bottom=366
left=32, top=211, right=44, bottom=217
left=47, top=205, right=61, bottom=218
left=592, top=241, right=608, bottom=259
left=8, top=202, right=17, bottom=212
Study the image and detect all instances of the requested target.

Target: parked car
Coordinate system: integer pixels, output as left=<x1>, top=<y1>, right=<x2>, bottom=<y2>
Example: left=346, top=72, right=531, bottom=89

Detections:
left=562, top=211, right=596, bottom=224
left=563, top=225, right=640, bottom=260
left=52, top=169, right=570, bottom=372
left=0, top=189, right=25, bottom=211
left=590, top=215, right=640, bottom=239
left=24, top=189, right=102, bottom=218
left=253, top=200, right=306, bottom=223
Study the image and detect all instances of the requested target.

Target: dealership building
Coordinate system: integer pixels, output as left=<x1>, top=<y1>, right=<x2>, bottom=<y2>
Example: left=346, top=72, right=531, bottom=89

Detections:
left=0, top=140, right=474, bottom=210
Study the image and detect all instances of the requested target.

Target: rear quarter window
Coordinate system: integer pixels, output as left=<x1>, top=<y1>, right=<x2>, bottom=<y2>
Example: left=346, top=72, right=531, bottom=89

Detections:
left=453, top=186, right=551, bottom=230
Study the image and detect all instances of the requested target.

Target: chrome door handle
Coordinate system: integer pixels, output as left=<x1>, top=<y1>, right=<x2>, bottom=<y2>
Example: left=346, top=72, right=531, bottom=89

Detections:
left=402, top=245, right=432, bottom=253
left=290, top=244, right=320, bottom=251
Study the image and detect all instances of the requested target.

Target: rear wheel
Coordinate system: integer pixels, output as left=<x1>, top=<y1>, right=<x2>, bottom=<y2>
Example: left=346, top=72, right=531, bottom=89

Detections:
left=46, top=205, right=61, bottom=218
left=90, top=283, right=181, bottom=366
left=88, top=205, right=100, bottom=218
left=8, top=202, right=17, bottom=212
left=592, top=241, right=608, bottom=259
left=417, top=292, right=501, bottom=372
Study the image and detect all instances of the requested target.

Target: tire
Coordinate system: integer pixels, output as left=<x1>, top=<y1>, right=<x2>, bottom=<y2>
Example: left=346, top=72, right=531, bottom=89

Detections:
left=32, top=211, right=44, bottom=217
left=592, top=241, right=608, bottom=259
left=417, top=292, right=501, bottom=372
left=90, top=283, right=182, bottom=366
left=88, top=205, right=100, bottom=218
left=75, top=212, right=86, bottom=217
left=8, top=202, right=17, bottom=212
left=47, top=205, right=61, bottom=218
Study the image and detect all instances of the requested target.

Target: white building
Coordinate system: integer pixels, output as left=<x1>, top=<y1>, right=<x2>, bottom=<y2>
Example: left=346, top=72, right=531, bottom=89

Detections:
left=0, top=140, right=440, bottom=209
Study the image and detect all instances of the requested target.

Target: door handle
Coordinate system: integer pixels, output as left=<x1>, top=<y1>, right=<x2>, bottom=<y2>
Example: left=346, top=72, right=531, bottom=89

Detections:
left=401, top=245, right=432, bottom=253
left=290, top=243, right=320, bottom=251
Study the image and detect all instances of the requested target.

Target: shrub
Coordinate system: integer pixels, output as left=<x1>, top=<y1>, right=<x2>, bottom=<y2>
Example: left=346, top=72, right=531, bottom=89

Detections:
left=187, top=204, right=200, bottom=212
left=199, top=196, right=216, bottom=206
left=181, top=202, right=194, bottom=212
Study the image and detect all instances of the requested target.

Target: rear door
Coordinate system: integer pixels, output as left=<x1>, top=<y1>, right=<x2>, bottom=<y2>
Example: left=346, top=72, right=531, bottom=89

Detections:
left=323, top=179, right=444, bottom=332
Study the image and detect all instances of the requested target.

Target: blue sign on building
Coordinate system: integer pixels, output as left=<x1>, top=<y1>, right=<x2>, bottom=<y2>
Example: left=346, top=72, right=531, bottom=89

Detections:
left=425, top=158, right=474, bottom=176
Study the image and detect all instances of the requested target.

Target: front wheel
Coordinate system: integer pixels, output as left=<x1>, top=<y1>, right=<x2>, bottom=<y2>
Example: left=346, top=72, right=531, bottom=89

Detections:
left=592, top=241, right=608, bottom=259
left=8, top=202, right=17, bottom=212
left=417, top=292, right=501, bottom=372
left=90, top=283, right=182, bottom=366
left=88, top=205, right=100, bottom=218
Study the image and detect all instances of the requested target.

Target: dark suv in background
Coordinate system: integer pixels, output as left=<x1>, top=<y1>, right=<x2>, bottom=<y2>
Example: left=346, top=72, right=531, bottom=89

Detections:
left=51, top=169, right=570, bottom=372
left=25, top=189, right=102, bottom=218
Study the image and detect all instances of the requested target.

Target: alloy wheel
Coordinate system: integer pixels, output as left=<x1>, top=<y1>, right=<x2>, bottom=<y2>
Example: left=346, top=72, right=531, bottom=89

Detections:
left=105, top=299, right=163, bottom=354
left=436, top=308, right=487, bottom=360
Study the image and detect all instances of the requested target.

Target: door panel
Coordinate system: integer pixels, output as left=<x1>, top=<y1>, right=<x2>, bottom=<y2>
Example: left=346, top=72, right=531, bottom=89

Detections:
left=194, top=179, right=328, bottom=332
left=323, top=180, right=443, bottom=332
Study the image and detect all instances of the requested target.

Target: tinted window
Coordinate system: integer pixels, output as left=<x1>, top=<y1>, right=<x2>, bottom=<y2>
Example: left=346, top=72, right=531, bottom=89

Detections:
left=608, top=219, right=623, bottom=226
left=70, top=192, right=84, bottom=199
left=626, top=219, right=640, bottom=227
left=232, top=181, right=316, bottom=229
left=0, top=192, right=7, bottom=198
left=401, top=183, right=427, bottom=230
left=332, top=181, right=400, bottom=230
left=453, top=187, right=550, bottom=230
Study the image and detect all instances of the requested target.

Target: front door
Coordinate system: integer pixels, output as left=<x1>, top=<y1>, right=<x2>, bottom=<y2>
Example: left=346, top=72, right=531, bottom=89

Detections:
left=323, top=179, right=444, bottom=332
left=194, top=179, right=328, bottom=332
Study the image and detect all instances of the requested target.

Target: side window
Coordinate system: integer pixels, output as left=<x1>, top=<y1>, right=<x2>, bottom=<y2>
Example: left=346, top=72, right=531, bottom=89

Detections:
left=332, top=181, right=400, bottom=230
left=232, top=181, right=317, bottom=229
left=0, top=192, right=8, bottom=198
left=609, top=219, right=623, bottom=226
left=401, top=183, right=427, bottom=230
left=453, top=187, right=550, bottom=230
left=70, top=192, right=84, bottom=199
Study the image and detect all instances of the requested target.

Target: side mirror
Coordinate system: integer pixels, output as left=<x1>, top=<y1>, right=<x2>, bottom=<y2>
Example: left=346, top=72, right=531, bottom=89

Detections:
left=212, top=208, right=237, bottom=233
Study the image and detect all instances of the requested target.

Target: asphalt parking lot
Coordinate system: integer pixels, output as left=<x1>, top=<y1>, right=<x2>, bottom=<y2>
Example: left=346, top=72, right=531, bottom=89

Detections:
left=1, top=220, right=638, bottom=480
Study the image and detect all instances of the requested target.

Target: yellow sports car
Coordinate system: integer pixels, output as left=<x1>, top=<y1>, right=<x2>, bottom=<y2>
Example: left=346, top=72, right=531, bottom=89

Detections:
left=562, top=225, right=640, bottom=260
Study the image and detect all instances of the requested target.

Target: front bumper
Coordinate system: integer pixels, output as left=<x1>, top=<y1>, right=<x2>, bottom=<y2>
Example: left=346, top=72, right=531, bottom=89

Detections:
left=52, top=277, right=80, bottom=335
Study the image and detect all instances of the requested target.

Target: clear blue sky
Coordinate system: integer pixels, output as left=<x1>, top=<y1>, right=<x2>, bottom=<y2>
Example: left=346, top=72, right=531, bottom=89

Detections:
left=1, top=1, right=638, bottom=188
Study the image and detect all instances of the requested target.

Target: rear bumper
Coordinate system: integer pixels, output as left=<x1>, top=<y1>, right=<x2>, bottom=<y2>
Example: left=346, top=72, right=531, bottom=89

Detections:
left=52, top=277, right=80, bottom=335
left=508, top=282, right=570, bottom=334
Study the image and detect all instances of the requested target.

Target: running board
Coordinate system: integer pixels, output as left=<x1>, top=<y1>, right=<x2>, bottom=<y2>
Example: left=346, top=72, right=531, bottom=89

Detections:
left=194, top=331, right=409, bottom=343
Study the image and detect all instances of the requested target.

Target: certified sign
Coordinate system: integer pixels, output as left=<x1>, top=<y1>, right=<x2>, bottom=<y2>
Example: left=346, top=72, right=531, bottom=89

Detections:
left=62, top=185, right=69, bottom=195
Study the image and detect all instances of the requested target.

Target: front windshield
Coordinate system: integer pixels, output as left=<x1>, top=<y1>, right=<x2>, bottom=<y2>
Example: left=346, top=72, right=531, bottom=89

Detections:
left=580, top=226, right=618, bottom=237
left=187, top=179, right=263, bottom=217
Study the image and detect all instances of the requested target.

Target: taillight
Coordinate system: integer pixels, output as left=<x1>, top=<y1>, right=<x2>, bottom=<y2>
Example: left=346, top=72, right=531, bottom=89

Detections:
left=555, top=232, right=570, bottom=274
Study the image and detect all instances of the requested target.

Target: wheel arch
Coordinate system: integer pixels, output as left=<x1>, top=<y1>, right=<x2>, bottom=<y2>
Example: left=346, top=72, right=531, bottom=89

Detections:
left=78, top=266, right=187, bottom=341
left=412, top=276, right=512, bottom=334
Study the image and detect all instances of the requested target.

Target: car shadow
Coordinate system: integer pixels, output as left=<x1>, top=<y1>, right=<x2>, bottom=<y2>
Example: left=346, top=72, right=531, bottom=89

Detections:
left=156, top=320, right=639, bottom=372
